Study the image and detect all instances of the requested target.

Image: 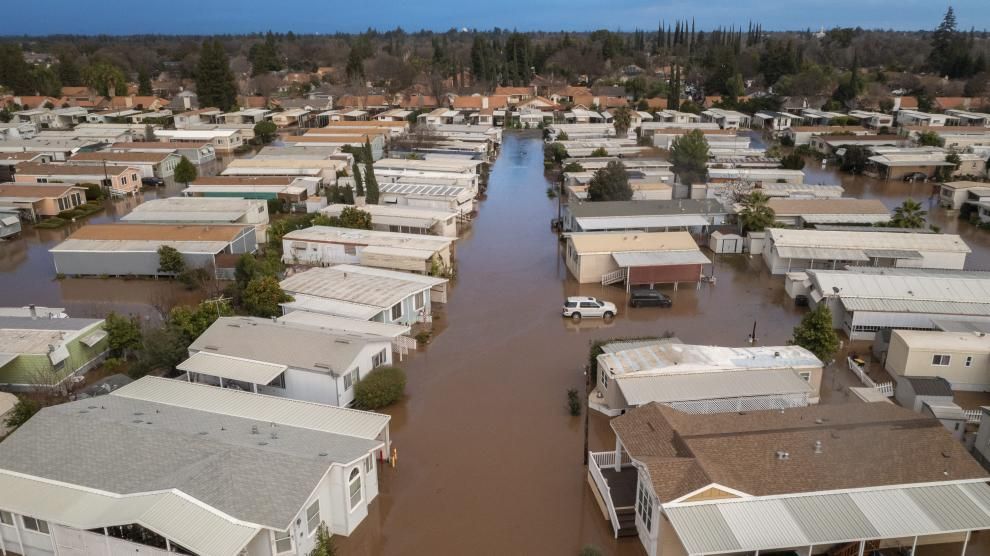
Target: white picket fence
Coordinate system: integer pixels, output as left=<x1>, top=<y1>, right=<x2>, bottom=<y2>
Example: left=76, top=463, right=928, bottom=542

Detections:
left=847, top=357, right=894, bottom=397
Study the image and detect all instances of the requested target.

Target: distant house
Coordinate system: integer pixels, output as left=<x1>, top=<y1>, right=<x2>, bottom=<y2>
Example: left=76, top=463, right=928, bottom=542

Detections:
left=780, top=125, right=872, bottom=146
left=588, top=401, right=990, bottom=553
left=700, top=108, right=750, bottom=129
left=50, top=223, right=258, bottom=277
left=0, top=207, right=21, bottom=238
left=173, top=107, right=221, bottom=128
left=0, top=376, right=392, bottom=555
left=280, top=264, right=448, bottom=325
left=886, top=329, right=990, bottom=392
left=866, top=147, right=960, bottom=181
left=764, top=198, right=891, bottom=227
left=69, top=151, right=182, bottom=179
left=752, top=111, right=801, bottom=131
left=896, top=109, right=956, bottom=128
left=281, top=225, right=454, bottom=273
left=222, top=158, right=345, bottom=183
left=183, top=316, right=394, bottom=407
left=377, top=183, right=476, bottom=215
left=14, top=163, right=142, bottom=197
left=793, top=268, right=990, bottom=340
left=565, top=230, right=710, bottom=288
left=271, top=108, right=311, bottom=128
left=591, top=340, right=822, bottom=416
left=563, top=199, right=726, bottom=234
left=0, top=183, right=86, bottom=221
left=155, top=128, right=245, bottom=152
left=121, top=197, right=270, bottom=241
left=0, top=315, right=109, bottom=389
left=320, top=203, right=458, bottom=237
left=107, top=140, right=217, bottom=165
left=183, top=176, right=320, bottom=204
left=762, top=228, right=970, bottom=274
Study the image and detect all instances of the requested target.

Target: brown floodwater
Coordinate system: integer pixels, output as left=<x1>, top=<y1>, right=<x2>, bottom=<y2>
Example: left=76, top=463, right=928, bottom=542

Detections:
left=0, top=158, right=225, bottom=319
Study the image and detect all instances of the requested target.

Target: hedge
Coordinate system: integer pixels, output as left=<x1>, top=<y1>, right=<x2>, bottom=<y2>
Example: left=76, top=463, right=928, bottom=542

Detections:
left=353, top=366, right=406, bottom=410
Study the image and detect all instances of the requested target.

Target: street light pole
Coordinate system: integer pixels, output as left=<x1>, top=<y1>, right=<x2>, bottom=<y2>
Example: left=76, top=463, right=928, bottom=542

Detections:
left=582, top=363, right=591, bottom=466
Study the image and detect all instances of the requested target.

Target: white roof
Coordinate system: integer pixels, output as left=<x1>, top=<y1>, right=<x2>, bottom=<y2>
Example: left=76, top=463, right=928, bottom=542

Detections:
left=113, top=376, right=389, bottom=440
left=0, top=472, right=260, bottom=556
left=575, top=214, right=709, bottom=231
left=664, top=481, right=990, bottom=556
left=612, top=250, right=712, bottom=267
left=283, top=226, right=453, bottom=252
left=617, top=368, right=812, bottom=406
left=280, top=264, right=445, bottom=311
left=808, top=269, right=990, bottom=317
left=177, top=351, right=287, bottom=385
left=768, top=228, right=970, bottom=254
left=600, top=343, right=821, bottom=377
left=156, top=129, right=239, bottom=139
left=277, top=311, right=410, bottom=339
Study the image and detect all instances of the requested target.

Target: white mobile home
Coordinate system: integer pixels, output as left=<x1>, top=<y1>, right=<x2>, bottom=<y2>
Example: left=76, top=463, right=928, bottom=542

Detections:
left=0, top=376, right=391, bottom=556
left=320, top=203, right=458, bottom=237
left=183, top=316, right=393, bottom=407
left=281, top=225, right=454, bottom=273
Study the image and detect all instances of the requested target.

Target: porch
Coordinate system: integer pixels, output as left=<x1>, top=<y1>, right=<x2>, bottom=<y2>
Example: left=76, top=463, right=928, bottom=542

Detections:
left=587, top=450, right=639, bottom=538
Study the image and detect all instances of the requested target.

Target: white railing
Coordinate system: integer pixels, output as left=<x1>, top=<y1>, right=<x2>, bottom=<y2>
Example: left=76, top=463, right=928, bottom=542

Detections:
left=592, top=450, right=632, bottom=470
left=848, top=357, right=895, bottom=397
left=589, top=451, right=621, bottom=538
left=965, top=409, right=983, bottom=424
left=601, top=268, right=627, bottom=286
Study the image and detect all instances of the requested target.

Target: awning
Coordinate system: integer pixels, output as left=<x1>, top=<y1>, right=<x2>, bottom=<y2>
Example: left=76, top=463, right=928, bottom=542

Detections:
left=80, top=329, right=108, bottom=347
left=1, top=216, right=19, bottom=226
left=48, top=344, right=69, bottom=365
left=863, top=248, right=924, bottom=260
left=575, top=214, right=709, bottom=231
left=177, top=351, right=287, bottom=385
left=774, top=245, right=870, bottom=261
left=0, top=353, right=17, bottom=368
left=613, top=250, right=712, bottom=268
left=664, top=482, right=990, bottom=556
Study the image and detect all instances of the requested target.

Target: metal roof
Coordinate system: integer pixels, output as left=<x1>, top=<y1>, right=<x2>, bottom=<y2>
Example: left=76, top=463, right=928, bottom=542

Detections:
left=0, top=473, right=260, bottom=556
left=664, top=482, right=990, bottom=555
left=575, top=214, right=709, bottom=231
left=177, top=351, right=288, bottom=385
left=378, top=182, right=472, bottom=198
left=599, top=343, right=821, bottom=377
left=800, top=213, right=892, bottom=224
left=612, top=250, right=712, bottom=268
left=280, top=265, right=445, bottom=310
left=51, top=238, right=231, bottom=255
left=862, top=248, right=923, bottom=259
left=768, top=228, right=970, bottom=253
left=278, top=311, right=411, bottom=339
left=808, top=270, right=990, bottom=317
left=114, top=376, right=389, bottom=440
left=774, top=245, right=870, bottom=262
left=281, top=294, right=384, bottom=320
left=616, top=368, right=812, bottom=406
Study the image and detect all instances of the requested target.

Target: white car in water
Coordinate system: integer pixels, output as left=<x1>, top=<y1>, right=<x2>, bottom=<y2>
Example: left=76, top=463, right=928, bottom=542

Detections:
left=562, top=296, right=617, bottom=320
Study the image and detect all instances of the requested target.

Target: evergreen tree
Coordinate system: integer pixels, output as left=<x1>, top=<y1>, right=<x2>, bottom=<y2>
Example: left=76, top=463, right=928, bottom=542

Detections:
left=249, top=31, right=282, bottom=75
left=82, top=61, right=127, bottom=97
left=342, top=185, right=355, bottom=205
left=587, top=161, right=632, bottom=202
left=0, top=44, right=35, bottom=95
left=670, top=130, right=710, bottom=185
left=364, top=160, right=379, bottom=204
left=352, top=161, right=365, bottom=196
left=174, top=156, right=198, bottom=186
left=196, top=40, right=238, bottom=111
left=137, top=68, right=153, bottom=96
left=790, top=304, right=840, bottom=364
left=55, top=52, right=82, bottom=87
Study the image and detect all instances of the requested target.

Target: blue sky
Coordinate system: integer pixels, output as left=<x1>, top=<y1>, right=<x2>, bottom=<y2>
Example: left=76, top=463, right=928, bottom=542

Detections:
left=5, top=0, right=989, bottom=35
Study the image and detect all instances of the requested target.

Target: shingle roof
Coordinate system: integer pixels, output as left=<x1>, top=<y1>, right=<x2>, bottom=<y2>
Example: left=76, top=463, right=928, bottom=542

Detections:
left=613, top=402, right=988, bottom=500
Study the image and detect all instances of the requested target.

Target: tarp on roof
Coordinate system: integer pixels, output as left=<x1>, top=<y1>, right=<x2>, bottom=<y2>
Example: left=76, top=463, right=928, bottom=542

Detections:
left=664, top=482, right=990, bottom=556
left=612, top=250, right=712, bottom=268
left=178, top=351, right=287, bottom=385
left=616, top=368, right=812, bottom=406
left=774, top=245, right=870, bottom=261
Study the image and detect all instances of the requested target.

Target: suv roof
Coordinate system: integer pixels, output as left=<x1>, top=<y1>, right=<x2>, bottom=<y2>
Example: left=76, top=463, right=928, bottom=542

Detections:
left=566, top=296, right=599, bottom=302
left=631, top=289, right=667, bottom=297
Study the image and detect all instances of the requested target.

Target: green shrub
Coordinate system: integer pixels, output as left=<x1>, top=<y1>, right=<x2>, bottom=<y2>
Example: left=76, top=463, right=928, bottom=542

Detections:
left=4, top=397, right=40, bottom=428
left=35, top=217, right=68, bottom=229
left=353, top=366, right=406, bottom=410
left=567, top=388, right=581, bottom=416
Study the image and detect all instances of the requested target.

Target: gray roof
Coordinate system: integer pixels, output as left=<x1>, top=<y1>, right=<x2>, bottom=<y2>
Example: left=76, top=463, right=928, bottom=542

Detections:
left=189, top=316, right=388, bottom=376
left=568, top=199, right=726, bottom=219
left=280, top=264, right=445, bottom=311
left=905, top=376, right=954, bottom=397
left=0, top=315, right=103, bottom=331
left=612, top=250, right=712, bottom=268
left=0, top=378, right=382, bottom=530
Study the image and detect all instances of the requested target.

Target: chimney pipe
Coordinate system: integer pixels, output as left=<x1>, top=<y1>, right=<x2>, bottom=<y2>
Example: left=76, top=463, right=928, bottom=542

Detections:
left=29, top=304, right=36, bottom=319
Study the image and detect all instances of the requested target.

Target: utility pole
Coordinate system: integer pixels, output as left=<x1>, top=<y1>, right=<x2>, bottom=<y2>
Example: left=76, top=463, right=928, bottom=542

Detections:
left=582, top=363, right=591, bottom=465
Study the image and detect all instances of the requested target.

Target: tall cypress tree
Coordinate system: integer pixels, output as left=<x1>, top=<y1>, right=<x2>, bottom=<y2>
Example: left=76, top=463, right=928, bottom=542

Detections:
left=364, top=160, right=379, bottom=205
left=352, top=160, right=365, bottom=197
left=196, top=39, right=237, bottom=111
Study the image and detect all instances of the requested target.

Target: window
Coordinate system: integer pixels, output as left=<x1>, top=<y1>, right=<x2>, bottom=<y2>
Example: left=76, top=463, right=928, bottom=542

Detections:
left=0, top=511, right=12, bottom=526
left=343, top=369, right=358, bottom=391
left=636, top=482, right=653, bottom=533
left=306, top=500, right=320, bottom=534
left=580, top=302, right=599, bottom=309
left=344, top=245, right=357, bottom=256
left=390, top=303, right=402, bottom=321
left=966, top=356, right=973, bottom=368
left=372, top=349, right=387, bottom=368
left=798, top=371, right=812, bottom=382
left=348, top=468, right=362, bottom=510
left=600, top=371, right=608, bottom=391
left=131, top=174, right=138, bottom=182
left=273, top=529, right=292, bottom=553
left=22, top=516, right=50, bottom=534
left=121, top=176, right=127, bottom=185
left=932, top=354, right=951, bottom=366
left=365, top=455, right=374, bottom=473
left=414, top=291, right=425, bottom=310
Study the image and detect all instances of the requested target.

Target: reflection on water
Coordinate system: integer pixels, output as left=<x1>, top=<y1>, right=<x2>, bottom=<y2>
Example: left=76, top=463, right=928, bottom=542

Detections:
left=0, top=158, right=224, bottom=316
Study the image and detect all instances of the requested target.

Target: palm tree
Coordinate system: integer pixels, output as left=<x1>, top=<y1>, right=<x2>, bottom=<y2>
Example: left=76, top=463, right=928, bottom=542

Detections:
left=891, top=198, right=927, bottom=228
left=739, top=191, right=775, bottom=233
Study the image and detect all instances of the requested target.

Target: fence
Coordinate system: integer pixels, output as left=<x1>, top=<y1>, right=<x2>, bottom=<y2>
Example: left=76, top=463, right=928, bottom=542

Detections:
left=588, top=451, right=622, bottom=538
left=847, top=357, right=894, bottom=397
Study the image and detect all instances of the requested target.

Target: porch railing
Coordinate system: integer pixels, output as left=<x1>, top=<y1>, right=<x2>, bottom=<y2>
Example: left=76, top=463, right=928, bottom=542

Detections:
left=965, top=409, right=983, bottom=424
left=848, top=357, right=894, bottom=397
left=589, top=451, right=621, bottom=538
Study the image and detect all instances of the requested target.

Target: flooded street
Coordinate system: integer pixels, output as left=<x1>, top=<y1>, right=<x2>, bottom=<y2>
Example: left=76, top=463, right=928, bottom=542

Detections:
left=338, top=133, right=809, bottom=556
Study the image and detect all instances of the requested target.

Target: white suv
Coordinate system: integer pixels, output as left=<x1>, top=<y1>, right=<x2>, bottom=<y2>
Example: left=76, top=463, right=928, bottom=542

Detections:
left=562, top=297, right=617, bottom=320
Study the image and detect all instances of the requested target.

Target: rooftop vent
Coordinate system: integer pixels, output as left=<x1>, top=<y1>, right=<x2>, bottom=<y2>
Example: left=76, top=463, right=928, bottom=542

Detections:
left=204, top=345, right=219, bottom=351
left=813, top=440, right=823, bottom=454
left=776, top=451, right=790, bottom=460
